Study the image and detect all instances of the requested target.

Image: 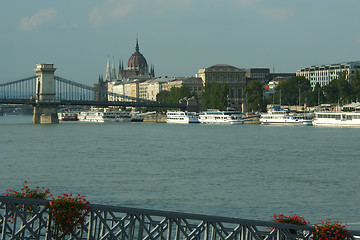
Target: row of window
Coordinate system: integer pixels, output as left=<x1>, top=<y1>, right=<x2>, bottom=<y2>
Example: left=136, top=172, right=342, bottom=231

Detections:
left=300, top=65, right=349, bottom=72
left=188, top=87, right=203, bottom=92
left=317, top=114, right=360, bottom=119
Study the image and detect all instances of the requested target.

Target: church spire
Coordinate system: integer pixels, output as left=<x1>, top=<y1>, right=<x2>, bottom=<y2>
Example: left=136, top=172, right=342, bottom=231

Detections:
left=136, top=38, right=139, bottom=52
left=105, top=55, right=111, bottom=82
left=111, top=56, right=116, bottom=80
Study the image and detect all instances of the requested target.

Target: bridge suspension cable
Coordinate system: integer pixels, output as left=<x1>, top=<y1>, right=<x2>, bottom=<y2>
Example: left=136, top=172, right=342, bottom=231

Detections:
left=1, top=75, right=185, bottom=109
left=0, top=76, right=37, bottom=99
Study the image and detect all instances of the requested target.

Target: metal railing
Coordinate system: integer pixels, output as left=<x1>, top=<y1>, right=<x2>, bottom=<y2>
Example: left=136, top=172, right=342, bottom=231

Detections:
left=2, top=196, right=359, bottom=240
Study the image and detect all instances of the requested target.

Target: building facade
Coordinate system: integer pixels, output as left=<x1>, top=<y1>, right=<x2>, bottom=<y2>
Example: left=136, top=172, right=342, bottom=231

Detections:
left=161, top=77, right=203, bottom=97
left=296, top=61, right=360, bottom=88
left=245, top=68, right=271, bottom=84
left=109, top=77, right=203, bottom=102
left=197, top=64, right=246, bottom=110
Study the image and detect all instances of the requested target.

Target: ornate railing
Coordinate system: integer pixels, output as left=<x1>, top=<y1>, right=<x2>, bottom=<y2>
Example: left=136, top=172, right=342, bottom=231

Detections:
left=1, top=196, right=359, bottom=240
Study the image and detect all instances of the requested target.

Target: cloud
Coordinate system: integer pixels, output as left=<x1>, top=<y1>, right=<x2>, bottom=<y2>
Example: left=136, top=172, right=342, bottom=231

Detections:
left=89, top=0, right=134, bottom=27
left=262, top=7, right=292, bottom=21
left=19, top=9, right=56, bottom=30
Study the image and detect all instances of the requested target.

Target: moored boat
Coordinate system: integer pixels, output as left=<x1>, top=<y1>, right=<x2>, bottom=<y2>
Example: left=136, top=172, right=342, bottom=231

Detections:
left=58, top=112, right=78, bottom=121
left=78, top=108, right=131, bottom=123
left=312, top=103, right=360, bottom=127
left=166, top=111, right=199, bottom=124
left=198, top=109, right=244, bottom=124
left=260, top=108, right=313, bottom=125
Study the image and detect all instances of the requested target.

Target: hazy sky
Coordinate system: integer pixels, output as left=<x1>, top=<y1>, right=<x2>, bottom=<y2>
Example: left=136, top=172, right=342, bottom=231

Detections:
left=1, top=0, right=360, bottom=85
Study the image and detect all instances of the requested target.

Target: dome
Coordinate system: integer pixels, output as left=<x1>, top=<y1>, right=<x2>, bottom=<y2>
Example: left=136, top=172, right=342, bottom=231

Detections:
left=127, top=40, right=148, bottom=70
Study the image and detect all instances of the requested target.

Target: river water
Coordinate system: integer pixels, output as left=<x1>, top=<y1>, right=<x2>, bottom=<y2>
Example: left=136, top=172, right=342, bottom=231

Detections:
left=0, top=115, right=359, bottom=228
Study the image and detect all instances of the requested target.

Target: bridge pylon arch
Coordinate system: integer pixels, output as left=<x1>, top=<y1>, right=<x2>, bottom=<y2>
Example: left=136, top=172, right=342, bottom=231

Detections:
left=33, top=64, right=59, bottom=124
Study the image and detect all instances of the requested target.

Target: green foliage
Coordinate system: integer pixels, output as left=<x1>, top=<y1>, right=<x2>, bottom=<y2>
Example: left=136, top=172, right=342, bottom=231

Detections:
left=49, top=194, right=90, bottom=237
left=323, top=71, right=352, bottom=104
left=201, top=82, right=228, bottom=110
left=167, top=86, right=193, bottom=103
left=350, top=69, right=360, bottom=102
left=307, top=83, right=324, bottom=106
left=156, top=90, right=168, bottom=102
left=312, top=220, right=350, bottom=240
left=245, top=80, right=266, bottom=112
left=156, top=86, right=193, bottom=103
left=4, top=180, right=51, bottom=199
left=274, top=76, right=311, bottom=106
left=273, top=213, right=309, bottom=226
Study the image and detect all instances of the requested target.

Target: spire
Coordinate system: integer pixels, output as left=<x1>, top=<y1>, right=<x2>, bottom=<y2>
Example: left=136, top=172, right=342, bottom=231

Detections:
left=118, top=60, right=123, bottom=78
left=111, top=56, right=116, bottom=80
left=105, top=55, right=111, bottom=82
left=136, top=38, right=139, bottom=52
left=151, top=65, right=155, bottom=77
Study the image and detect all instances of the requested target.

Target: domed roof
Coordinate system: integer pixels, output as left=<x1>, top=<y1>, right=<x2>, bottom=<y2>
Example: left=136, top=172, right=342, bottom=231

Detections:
left=127, top=40, right=148, bottom=69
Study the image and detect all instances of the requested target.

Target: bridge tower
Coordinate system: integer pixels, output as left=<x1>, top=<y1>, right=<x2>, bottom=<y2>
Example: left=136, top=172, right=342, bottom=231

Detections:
left=33, top=64, right=59, bottom=124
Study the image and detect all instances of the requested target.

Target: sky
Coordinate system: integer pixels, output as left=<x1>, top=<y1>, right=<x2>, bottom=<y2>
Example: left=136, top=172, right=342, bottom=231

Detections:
left=1, top=0, right=360, bottom=86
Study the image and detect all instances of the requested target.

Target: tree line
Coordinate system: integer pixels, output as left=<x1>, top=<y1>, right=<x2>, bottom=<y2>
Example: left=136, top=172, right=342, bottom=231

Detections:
left=155, top=70, right=360, bottom=112
left=272, top=70, right=360, bottom=107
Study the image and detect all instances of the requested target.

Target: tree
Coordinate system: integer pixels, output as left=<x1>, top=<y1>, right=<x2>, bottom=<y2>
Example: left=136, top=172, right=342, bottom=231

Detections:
left=201, top=82, right=228, bottom=110
left=156, top=90, right=168, bottom=102
left=156, top=86, right=192, bottom=103
left=167, top=86, right=192, bottom=103
left=244, top=80, right=266, bottom=112
left=307, top=83, right=325, bottom=107
left=350, top=69, right=360, bottom=102
left=323, top=71, right=351, bottom=104
left=274, top=76, right=311, bottom=106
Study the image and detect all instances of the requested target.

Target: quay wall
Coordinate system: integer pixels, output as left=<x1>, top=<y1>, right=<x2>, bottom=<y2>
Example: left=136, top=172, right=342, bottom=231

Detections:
left=143, top=113, right=167, bottom=122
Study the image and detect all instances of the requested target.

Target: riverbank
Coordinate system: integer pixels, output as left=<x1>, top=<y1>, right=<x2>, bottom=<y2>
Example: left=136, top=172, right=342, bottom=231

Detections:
left=143, top=113, right=261, bottom=124
left=143, top=113, right=167, bottom=123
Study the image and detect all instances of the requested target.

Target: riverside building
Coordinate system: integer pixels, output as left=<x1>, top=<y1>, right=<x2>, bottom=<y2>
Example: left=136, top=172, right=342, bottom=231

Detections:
left=197, top=64, right=247, bottom=110
left=104, top=39, right=155, bottom=83
left=296, top=61, right=360, bottom=88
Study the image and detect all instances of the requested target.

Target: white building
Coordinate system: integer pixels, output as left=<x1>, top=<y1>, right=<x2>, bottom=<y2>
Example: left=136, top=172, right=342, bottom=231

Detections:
left=296, top=61, right=360, bottom=88
left=139, top=78, right=175, bottom=101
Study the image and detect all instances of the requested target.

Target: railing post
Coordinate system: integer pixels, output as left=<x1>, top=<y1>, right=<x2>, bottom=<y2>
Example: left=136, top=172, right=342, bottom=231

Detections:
left=167, top=218, right=172, bottom=240
left=86, top=211, right=94, bottom=240
left=1, top=202, right=9, bottom=240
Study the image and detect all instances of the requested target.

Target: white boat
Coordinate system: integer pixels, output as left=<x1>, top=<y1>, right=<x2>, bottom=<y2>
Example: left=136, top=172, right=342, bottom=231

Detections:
left=198, top=109, right=244, bottom=124
left=166, top=111, right=199, bottom=124
left=312, top=103, right=360, bottom=127
left=57, top=112, right=78, bottom=121
left=260, top=108, right=313, bottom=125
left=78, top=108, right=131, bottom=123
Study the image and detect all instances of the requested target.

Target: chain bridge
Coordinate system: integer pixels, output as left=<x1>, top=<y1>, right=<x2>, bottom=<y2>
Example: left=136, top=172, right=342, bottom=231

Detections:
left=0, top=64, right=186, bottom=123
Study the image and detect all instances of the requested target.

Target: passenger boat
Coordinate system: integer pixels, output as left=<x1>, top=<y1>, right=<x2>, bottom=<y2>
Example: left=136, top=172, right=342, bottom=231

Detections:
left=198, top=109, right=244, bottom=124
left=260, top=108, right=313, bottom=125
left=166, top=111, right=199, bottom=124
left=58, top=112, right=78, bottom=121
left=78, top=108, right=131, bottom=123
left=312, top=103, right=360, bottom=127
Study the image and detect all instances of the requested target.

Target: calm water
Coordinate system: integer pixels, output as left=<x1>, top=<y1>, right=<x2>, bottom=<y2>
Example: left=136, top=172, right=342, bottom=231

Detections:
left=1, top=115, right=360, bottom=228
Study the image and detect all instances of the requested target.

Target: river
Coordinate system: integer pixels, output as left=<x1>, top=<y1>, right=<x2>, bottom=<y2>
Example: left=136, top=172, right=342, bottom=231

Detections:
left=0, top=115, right=359, bottom=229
